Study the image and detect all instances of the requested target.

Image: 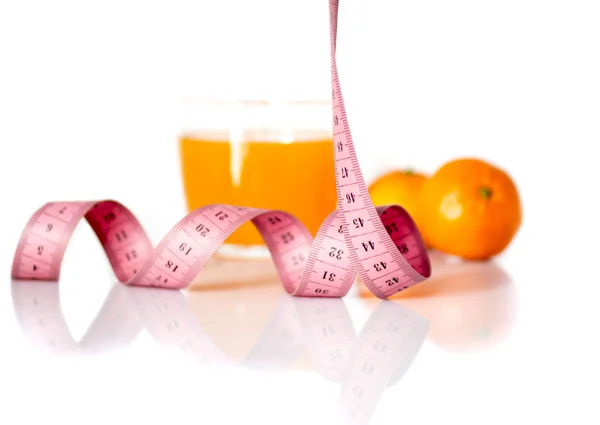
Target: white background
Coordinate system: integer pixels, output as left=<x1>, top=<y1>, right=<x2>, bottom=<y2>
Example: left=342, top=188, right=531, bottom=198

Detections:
left=1, top=0, right=599, bottom=424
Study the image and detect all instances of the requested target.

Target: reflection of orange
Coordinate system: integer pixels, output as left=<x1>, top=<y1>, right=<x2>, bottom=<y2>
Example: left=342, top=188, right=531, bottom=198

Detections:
left=421, top=158, right=522, bottom=260
left=359, top=252, right=518, bottom=352
left=368, top=169, right=431, bottom=246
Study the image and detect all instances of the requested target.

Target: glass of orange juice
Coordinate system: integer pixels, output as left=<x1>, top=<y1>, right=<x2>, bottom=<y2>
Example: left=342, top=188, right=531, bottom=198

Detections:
left=178, top=98, right=336, bottom=259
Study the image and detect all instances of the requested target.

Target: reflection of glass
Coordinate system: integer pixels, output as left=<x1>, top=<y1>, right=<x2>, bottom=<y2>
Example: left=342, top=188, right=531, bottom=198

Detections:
left=359, top=253, right=519, bottom=352
left=179, top=99, right=337, bottom=259
left=11, top=280, right=428, bottom=425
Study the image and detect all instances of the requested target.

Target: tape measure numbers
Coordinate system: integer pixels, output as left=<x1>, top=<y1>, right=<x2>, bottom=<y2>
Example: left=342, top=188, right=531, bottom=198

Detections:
left=11, top=0, right=431, bottom=299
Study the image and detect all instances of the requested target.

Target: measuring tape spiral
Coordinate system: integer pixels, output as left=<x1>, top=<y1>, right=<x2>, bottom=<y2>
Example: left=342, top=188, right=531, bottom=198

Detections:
left=11, top=0, right=431, bottom=298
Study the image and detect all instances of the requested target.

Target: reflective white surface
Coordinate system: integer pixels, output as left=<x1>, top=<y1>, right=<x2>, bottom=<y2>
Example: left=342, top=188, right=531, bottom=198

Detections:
left=1, top=0, right=600, bottom=422
left=1, top=240, right=598, bottom=424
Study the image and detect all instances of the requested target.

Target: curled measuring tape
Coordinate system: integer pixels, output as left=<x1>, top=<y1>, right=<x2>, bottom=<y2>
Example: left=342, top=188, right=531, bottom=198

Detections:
left=10, top=0, right=431, bottom=298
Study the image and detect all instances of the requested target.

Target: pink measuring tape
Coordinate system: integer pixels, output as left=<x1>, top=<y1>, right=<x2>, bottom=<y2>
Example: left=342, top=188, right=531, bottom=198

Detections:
left=11, top=0, right=431, bottom=299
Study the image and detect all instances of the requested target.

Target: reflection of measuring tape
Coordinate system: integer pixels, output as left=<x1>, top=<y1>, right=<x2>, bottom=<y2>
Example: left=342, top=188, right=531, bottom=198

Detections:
left=11, top=281, right=428, bottom=424
left=10, top=0, right=431, bottom=298
left=11, top=281, right=143, bottom=356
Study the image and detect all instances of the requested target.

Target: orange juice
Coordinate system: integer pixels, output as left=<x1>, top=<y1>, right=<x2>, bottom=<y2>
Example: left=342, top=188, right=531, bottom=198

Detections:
left=179, top=133, right=337, bottom=246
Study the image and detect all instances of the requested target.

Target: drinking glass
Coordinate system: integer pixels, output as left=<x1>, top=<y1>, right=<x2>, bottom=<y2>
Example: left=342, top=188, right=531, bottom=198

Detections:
left=179, top=99, right=336, bottom=259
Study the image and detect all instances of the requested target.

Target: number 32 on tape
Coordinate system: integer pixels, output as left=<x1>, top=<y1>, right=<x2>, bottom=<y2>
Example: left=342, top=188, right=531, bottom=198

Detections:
left=11, top=0, right=431, bottom=299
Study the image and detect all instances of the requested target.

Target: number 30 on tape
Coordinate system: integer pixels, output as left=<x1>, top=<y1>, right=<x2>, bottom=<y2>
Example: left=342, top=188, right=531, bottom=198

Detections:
left=11, top=0, right=431, bottom=299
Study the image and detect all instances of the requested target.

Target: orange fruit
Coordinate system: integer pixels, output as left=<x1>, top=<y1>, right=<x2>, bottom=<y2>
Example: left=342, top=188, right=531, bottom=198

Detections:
left=368, top=169, right=431, bottom=247
left=421, top=158, right=521, bottom=260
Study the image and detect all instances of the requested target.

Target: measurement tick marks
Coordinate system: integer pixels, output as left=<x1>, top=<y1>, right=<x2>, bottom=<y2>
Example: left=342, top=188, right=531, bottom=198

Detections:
left=11, top=0, right=430, bottom=298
